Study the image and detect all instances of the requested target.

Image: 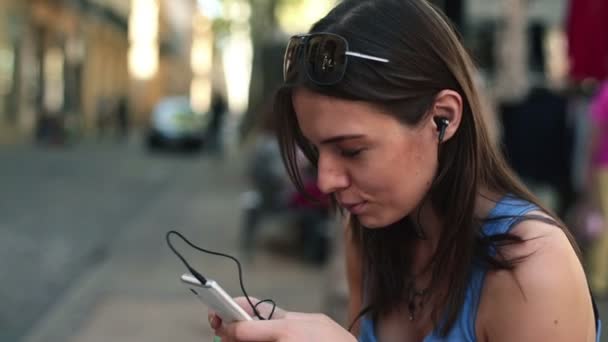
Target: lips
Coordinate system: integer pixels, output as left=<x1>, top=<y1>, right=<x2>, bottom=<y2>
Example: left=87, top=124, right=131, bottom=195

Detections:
left=341, top=201, right=367, bottom=215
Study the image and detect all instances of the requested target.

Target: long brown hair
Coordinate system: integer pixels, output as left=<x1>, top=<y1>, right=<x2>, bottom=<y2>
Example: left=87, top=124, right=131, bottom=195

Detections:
left=273, top=0, right=579, bottom=335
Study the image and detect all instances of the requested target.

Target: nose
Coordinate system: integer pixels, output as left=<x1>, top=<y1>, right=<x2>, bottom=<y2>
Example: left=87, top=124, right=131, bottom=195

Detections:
left=316, top=153, right=349, bottom=194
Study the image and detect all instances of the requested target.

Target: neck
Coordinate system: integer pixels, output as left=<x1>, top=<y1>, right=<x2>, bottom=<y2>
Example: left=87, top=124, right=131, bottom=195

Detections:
left=410, top=198, right=442, bottom=276
left=411, top=189, right=503, bottom=275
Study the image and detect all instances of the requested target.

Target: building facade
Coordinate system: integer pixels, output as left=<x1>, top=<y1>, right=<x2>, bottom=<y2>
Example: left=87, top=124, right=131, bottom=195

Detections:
left=0, top=0, right=130, bottom=144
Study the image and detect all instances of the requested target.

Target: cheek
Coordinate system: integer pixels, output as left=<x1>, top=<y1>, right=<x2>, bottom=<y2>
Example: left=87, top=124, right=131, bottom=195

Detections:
left=364, top=142, right=436, bottom=204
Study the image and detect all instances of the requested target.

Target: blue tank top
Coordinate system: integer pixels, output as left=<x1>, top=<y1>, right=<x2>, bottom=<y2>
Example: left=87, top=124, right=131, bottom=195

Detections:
left=358, top=195, right=602, bottom=342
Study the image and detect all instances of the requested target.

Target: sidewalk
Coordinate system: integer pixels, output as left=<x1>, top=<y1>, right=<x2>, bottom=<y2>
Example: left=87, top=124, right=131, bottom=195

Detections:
left=22, top=151, right=334, bottom=342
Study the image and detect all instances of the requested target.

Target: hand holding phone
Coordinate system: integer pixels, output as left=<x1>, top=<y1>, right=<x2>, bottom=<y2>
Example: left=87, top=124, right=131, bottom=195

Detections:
left=181, top=273, right=253, bottom=323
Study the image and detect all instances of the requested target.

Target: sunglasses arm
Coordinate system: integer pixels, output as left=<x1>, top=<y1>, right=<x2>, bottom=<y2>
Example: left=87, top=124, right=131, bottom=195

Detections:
left=345, top=51, right=389, bottom=63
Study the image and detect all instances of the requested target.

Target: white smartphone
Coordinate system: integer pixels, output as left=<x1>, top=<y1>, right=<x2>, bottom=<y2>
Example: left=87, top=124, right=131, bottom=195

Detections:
left=180, top=273, right=253, bottom=323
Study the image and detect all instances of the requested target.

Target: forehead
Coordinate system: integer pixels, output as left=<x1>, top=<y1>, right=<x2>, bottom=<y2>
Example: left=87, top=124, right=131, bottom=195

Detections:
left=292, top=88, right=400, bottom=140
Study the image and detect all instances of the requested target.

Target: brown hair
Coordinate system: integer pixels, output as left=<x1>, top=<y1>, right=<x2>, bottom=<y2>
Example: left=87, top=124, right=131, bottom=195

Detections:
left=273, top=0, right=579, bottom=335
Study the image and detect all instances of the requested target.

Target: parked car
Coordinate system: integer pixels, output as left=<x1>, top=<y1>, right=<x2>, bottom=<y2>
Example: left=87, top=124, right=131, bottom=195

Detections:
left=146, top=96, right=207, bottom=151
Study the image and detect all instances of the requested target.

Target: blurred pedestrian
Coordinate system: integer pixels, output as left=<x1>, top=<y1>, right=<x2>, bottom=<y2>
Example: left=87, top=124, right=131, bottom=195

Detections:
left=96, top=96, right=111, bottom=140
left=206, top=91, right=228, bottom=156
left=586, top=82, right=608, bottom=297
left=241, top=104, right=291, bottom=255
left=210, top=0, right=600, bottom=341
left=115, top=96, right=130, bottom=141
left=241, top=102, right=330, bottom=263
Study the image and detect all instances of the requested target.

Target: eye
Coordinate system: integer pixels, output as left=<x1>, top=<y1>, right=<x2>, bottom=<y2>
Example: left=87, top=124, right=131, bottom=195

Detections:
left=340, top=148, right=364, bottom=158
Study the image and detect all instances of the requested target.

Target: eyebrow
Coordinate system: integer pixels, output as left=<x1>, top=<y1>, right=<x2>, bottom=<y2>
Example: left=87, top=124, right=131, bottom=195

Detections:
left=320, top=134, right=366, bottom=145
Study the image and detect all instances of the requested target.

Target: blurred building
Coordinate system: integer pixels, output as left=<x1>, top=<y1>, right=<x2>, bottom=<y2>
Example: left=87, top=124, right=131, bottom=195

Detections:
left=130, top=0, right=199, bottom=126
left=0, top=0, right=201, bottom=144
left=465, top=0, right=569, bottom=99
left=0, top=0, right=130, bottom=144
left=0, top=0, right=34, bottom=144
left=0, top=0, right=574, bottom=145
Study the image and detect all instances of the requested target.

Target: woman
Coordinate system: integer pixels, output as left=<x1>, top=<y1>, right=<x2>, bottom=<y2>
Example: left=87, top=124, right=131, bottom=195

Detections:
left=210, top=0, right=600, bottom=340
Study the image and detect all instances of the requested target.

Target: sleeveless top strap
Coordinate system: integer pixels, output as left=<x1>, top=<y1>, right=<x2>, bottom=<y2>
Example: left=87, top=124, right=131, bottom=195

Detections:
left=457, top=195, right=538, bottom=339
left=480, top=195, right=539, bottom=237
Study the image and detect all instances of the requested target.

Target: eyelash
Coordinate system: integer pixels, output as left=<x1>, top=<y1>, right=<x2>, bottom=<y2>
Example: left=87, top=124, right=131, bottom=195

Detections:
left=340, top=148, right=364, bottom=158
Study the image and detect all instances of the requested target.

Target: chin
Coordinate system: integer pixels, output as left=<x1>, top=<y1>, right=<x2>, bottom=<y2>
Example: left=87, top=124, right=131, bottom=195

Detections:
left=357, top=215, right=391, bottom=229
left=358, top=211, right=409, bottom=229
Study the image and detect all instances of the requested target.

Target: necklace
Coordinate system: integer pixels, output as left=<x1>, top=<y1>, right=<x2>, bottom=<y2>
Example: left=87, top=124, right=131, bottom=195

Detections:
left=407, top=287, right=428, bottom=321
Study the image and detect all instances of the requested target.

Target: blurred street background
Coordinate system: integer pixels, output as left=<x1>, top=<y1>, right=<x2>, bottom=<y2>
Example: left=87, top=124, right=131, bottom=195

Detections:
left=1, top=0, right=608, bottom=341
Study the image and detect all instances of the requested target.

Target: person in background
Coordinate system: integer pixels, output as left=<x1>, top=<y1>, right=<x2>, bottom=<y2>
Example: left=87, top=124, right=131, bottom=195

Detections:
left=116, top=96, right=129, bottom=141
left=242, top=103, right=330, bottom=264
left=241, top=104, right=291, bottom=256
left=206, top=91, right=228, bottom=156
left=586, top=81, right=608, bottom=297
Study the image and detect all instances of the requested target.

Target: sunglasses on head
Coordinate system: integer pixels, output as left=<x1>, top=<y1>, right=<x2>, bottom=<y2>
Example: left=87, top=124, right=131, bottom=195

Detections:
left=283, top=32, right=390, bottom=86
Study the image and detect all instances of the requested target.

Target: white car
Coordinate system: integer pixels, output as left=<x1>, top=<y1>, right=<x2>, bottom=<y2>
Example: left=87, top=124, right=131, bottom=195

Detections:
left=146, top=96, right=207, bottom=150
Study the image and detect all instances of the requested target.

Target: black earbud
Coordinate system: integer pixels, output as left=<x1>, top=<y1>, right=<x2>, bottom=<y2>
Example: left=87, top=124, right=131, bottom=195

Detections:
left=435, top=117, right=450, bottom=143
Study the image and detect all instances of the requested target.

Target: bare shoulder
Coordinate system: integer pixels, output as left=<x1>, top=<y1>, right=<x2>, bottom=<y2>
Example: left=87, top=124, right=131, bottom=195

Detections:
left=476, top=211, right=596, bottom=342
left=499, top=211, right=576, bottom=259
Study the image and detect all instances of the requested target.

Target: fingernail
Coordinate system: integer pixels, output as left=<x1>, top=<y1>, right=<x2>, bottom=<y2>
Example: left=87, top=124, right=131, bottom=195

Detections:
left=209, top=315, right=218, bottom=328
left=214, top=336, right=222, bottom=342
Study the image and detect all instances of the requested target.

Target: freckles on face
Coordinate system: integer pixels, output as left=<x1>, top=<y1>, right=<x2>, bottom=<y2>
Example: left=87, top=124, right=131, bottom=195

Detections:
left=292, top=88, right=438, bottom=228
left=369, top=130, right=435, bottom=218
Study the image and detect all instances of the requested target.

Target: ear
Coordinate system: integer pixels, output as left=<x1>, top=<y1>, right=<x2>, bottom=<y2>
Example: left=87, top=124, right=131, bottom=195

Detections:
left=429, top=89, right=463, bottom=143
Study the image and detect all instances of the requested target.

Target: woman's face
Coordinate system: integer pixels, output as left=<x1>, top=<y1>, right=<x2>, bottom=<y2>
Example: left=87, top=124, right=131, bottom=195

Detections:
left=293, top=88, right=439, bottom=228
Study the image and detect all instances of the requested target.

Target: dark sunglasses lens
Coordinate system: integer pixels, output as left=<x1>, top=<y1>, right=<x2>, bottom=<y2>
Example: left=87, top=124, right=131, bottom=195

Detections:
left=283, top=38, right=301, bottom=83
left=306, top=35, right=347, bottom=85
